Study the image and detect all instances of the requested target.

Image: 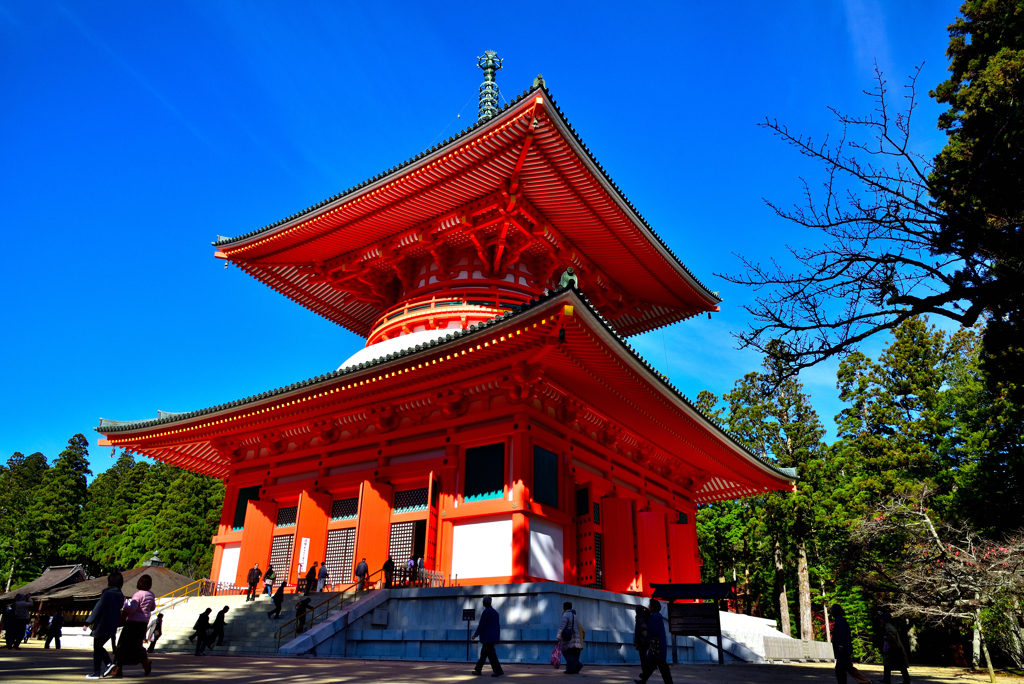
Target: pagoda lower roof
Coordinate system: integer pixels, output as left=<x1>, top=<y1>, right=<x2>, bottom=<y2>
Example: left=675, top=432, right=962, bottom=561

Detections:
left=211, top=86, right=720, bottom=338
left=96, top=286, right=794, bottom=501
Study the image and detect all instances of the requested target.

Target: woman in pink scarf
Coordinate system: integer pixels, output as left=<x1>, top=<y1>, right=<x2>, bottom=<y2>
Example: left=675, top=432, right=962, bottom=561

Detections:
left=107, top=574, right=155, bottom=678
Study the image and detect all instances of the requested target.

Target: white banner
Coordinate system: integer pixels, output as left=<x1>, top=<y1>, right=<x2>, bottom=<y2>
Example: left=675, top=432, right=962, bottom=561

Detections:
left=298, top=537, right=310, bottom=573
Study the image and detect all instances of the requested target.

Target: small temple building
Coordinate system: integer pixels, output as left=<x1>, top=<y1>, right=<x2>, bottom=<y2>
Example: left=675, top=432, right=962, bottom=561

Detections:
left=97, top=53, right=795, bottom=596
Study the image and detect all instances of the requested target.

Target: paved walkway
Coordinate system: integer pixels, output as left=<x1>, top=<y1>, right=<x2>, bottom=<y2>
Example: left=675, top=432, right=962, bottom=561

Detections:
left=1, top=648, right=1020, bottom=683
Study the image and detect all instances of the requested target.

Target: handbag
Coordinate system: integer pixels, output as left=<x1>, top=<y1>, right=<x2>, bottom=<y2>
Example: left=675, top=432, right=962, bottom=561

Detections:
left=550, top=641, right=562, bottom=668
left=561, top=613, right=575, bottom=642
left=649, top=636, right=661, bottom=659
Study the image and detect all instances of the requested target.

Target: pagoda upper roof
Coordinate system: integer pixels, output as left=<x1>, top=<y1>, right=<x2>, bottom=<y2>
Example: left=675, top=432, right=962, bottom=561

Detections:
left=96, top=285, right=794, bottom=502
left=212, top=85, right=721, bottom=338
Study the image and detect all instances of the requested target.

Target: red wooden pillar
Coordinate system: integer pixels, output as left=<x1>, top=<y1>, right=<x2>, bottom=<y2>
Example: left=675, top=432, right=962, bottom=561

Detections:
left=354, top=479, right=394, bottom=577
left=210, top=544, right=224, bottom=584
left=637, top=512, right=670, bottom=595
left=511, top=421, right=529, bottom=582
left=235, top=499, right=277, bottom=586
left=668, top=522, right=700, bottom=583
left=293, top=489, right=331, bottom=580
left=601, top=496, right=637, bottom=593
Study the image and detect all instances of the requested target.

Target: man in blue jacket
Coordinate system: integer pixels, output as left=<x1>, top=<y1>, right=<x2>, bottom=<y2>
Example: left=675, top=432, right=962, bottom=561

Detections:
left=637, top=599, right=673, bottom=684
left=471, top=596, right=504, bottom=677
left=84, top=572, right=124, bottom=680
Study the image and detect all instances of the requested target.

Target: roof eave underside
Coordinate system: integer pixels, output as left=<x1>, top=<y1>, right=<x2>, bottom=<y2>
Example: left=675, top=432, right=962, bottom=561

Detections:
left=96, top=288, right=792, bottom=489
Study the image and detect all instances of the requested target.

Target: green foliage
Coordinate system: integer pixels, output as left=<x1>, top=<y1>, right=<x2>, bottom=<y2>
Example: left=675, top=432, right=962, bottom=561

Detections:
left=929, top=0, right=1024, bottom=396
left=25, top=435, right=92, bottom=566
left=697, top=317, right=1024, bottom=663
left=1, top=436, right=225, bottom=590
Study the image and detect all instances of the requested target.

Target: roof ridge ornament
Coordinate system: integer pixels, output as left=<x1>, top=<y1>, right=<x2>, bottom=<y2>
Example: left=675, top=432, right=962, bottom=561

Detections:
left=558, top=267, right=578, bottom=289
left=477, top=50, right=503, bottom=122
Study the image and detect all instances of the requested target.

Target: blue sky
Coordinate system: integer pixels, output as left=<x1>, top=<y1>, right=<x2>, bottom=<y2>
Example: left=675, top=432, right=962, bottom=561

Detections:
left=0, top=0, right=961, bottom=477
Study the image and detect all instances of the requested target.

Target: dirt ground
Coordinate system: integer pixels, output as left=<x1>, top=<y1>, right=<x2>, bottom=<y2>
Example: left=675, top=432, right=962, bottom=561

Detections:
left=1, top=646, right=1021, bottom=684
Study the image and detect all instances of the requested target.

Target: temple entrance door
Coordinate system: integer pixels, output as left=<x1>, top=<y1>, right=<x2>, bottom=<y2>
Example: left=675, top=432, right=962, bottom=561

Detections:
left=425, top=473, right=440, bottom=570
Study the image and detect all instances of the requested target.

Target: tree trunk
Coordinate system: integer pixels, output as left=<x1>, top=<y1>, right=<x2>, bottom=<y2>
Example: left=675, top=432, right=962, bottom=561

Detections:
left=822, top=581, right=831, bottom=642
left=797, top=542, right=813, bottom=640
left=973, top=623, right=981, bottom=669
left=976, top=611, right=996, bottom=684
left=4, top=561, right=13, bottom=593
left=774, top=539, right=791, bottom=636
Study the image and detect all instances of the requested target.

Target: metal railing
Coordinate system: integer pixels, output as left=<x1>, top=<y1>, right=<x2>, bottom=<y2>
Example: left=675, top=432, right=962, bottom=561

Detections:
left=386, top=567, right=445, bottom=588
left=275, top=569, right=383, bottom=648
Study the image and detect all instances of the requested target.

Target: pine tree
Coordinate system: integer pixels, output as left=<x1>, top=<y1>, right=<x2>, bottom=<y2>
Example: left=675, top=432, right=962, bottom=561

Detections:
left=153, top=470, right=224, bottom=578
left=25, top=435, right=91, bottom=566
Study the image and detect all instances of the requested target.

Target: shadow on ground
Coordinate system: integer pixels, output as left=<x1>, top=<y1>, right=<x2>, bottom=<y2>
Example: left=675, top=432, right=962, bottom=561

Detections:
left=1, top=648, right=1020, bottom=684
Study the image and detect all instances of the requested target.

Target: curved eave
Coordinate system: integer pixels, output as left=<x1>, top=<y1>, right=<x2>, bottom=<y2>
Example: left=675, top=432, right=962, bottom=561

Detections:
left=213, top=86, right=720, bottom=308
left=96, top=286, right=792, bottom=491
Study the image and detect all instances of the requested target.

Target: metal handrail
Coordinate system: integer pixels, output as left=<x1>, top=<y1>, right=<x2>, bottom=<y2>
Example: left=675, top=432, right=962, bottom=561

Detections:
left=275, top=569, right=383, bottom=648
left=154, top=578, right=208, bottom=606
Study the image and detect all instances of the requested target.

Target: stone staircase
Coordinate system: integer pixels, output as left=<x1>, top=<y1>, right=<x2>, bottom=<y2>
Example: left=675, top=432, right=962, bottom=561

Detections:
left=155, top=592, right=338, bottom=656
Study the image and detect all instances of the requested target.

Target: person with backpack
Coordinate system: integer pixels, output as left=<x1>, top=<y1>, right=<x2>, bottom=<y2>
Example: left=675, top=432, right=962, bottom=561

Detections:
left=558, top=601, right=584, bottom=674
left=83, top=572, right=124, bottom=680
left=263, top=565, right=277, bottom=596
left=636, top=599, right=673, bottom=684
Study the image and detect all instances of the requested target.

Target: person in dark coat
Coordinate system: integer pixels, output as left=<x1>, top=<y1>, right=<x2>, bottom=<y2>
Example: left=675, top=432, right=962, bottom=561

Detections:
left=558, top=601, right=584, bottom=674
left=207, top=606, right=229, bottom=649
left=83, top=572, right=124, bottom=679
left=637, top=599, right=673, bottom=684
left=317, top=560, right=329, bottom=592
left=633, top=605, right=651, bottom=677
left=44, top=609, right=64, bottom=649
left=382, top=556, right=395, bottom=589
left=295, top=597, right=313, bottom=633
left=472, top=595, right=504, bottom=677
left=245, top=563, right=263, bottom=602
left=832, top=604, right=871, bottom=684
left=189, top=607, right=212, bottom=656
left=10, top=594, right=32, bottom=650
left=267, top=582, right=285, bottom=620
left=2, top=603, right=13, bottom=649
left=355, top=558, right=369, bottom=591
left=304, top=562, right=318, bottom=596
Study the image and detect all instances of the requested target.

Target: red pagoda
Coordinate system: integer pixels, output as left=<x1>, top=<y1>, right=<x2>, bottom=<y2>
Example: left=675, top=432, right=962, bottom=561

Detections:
left=97, top=56, right=794, bottom=596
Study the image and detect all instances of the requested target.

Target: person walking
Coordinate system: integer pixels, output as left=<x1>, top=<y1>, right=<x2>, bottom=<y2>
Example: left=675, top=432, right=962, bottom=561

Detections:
left=355, top=558, right=369, bottom=591
left=44, top=609, right=64, bottom=650
left=317, top=560, right=329, bottom=592
left=10, top=594, right=32, bottom=650
left=405, top=557, right=416, bottom=586
left=879, top=612, right=910, bottom=684
left=108, top=573, right=156, bottom=678
left=472, top=595, right=504, bottom=677
left=558, top=601, right=584, bottom=674
left=146, top=613, right=163, bottom=653
left=2, top=603, right=13, bottom=649
left=267, top=583, right=285, bottom=620
left=295, top=597, right=313, bottom=633
left=263, top=565, right=277, bottom=596
left=633, top=605, right=651, bottom=678
left=206, top=606, right=229, bottom=650
left=83, top=572, right=124, bottom=680
left=382, top=556, right=395, bottom=589
left=417, top=557, right=425, bottom=586
left=303, top=562, right=318, bottom=596
left=636, top=599, right=673, bottom=684
left=190, top=607, right=212, bottom=656
left=832, top=604, right=872, bottom=684
left=245, top=563, right=263, bottom=602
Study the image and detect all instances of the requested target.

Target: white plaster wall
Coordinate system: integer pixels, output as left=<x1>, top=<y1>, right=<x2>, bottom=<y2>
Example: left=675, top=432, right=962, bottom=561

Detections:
left=218, top=543, right=241, bottom=584
left=528, top=517, right=564, bottom=581
left=451, top=519, right=512, bottom=579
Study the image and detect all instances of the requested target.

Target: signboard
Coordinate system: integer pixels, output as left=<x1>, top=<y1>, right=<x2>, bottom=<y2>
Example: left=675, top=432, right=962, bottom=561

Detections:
left=667, top=603, right=721, bottom=636
left=297, top=537, right=310, bottom=573
left=462, top=608, right=476, bottom=622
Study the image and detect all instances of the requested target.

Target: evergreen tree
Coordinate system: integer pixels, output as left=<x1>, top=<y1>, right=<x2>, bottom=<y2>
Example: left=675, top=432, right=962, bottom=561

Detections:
left=80, top=452, right=150, bottom=574
left=153, top=469, right=224, bottom=578
left=25, top=435, right=91, bottom=566
left=0, top=452, right=49, bottom=587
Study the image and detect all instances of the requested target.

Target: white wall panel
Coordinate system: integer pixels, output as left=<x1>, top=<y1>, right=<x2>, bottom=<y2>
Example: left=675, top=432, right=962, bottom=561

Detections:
left=451, top=518, right=513, bottom=579
left=218, top=543, right=241, bottom=585
left=528, top=517, right=564, bottom=582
